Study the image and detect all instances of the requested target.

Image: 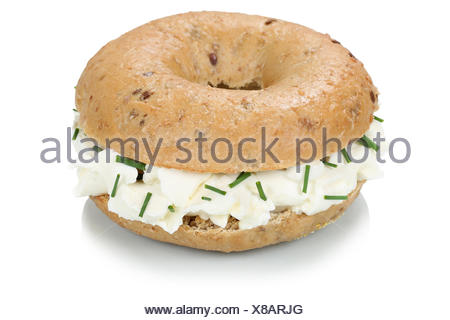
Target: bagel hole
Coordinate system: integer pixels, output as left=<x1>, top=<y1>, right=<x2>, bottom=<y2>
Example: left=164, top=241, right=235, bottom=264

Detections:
left=165, top=26, right=291, bottom=90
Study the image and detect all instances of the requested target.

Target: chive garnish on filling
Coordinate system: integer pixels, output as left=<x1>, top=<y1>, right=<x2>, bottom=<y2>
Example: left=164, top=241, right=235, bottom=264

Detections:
left=341, top=149, right=351, bottom=163
left=72, top=128, right=79, bottom=141
left=204, top=184, right=227, bottom=195
left=359, top=135, right=380, bottom=152
left=168, top=205, right=175, bottom=212
left=139, top=192, right=152, bottom=217
left=302, top=164, right=311, bottom=193
left=92, top=145, right=103, bottom=153
left=201, top=196, right=212, bottom=201
left=324, top=195, right=348, bottom=200
left=373, top=115, right=384, bottom=123
left=73, top=108, right=78, bottom=112
left=229, top=172, right=251, bottom=188
left=256, top=181, right=267, bottom=201
left=111, top=174, right=120, bottom=198
left=321, top=159, right=338, bottom=168
left=115, top=155, right=146, bottom=171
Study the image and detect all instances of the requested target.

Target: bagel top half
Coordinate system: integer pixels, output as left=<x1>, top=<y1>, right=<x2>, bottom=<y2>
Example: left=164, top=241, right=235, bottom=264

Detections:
left=75, top=11, right=378, bottom=173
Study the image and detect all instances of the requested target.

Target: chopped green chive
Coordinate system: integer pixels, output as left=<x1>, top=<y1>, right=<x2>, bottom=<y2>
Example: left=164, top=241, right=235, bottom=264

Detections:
left=201, top=196, right=212, bottom=201
left=359, top=135, right=380, bottom=152
left=74, top=86, right=77, bottom=89
left=321, top=160, right=338, bottom=168
left=115, top=155, right=146, bottom=171
left=373, top=115, right=384, bottom=123
left=92, top=146, right=103, bottom=153
left=111, top=174, right=120, bottom=198
left=358, top=139, right=368, bottom=147
left=204, top=184, right=227, bottom=195
left=168, top=205, right=175, bottom=212
left=72, top=128, right=80, bottom=141
left=139, top=192, right=152, bottom=217
left=324, top=195, right=348, bottom=200
left=229, top=172, right=251, bottom=188
left=341, top=149, right=351, bottom=163
left=72, top=108, right=78, bottom=112
left=302, top=165, right=311, bottom=193
left=255, top=181, right=267, bottom=201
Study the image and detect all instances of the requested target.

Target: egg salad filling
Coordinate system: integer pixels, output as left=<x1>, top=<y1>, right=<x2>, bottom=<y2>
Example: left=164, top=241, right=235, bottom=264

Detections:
left=73, top=118, right=384, bottom=234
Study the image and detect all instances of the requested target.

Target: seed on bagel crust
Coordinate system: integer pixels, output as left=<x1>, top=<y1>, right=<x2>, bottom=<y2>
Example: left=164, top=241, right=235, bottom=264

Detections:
left=139, top=90, right=152, bottom=100
left=370, top=90, right=376, bottom=103
left=208, top=52, right=217, bottom=65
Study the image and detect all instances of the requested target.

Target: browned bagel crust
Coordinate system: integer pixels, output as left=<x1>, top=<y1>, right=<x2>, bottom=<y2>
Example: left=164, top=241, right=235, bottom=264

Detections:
left=90, top=181, right=364, bottom=252
left=76, top=12, right=378, bottom=173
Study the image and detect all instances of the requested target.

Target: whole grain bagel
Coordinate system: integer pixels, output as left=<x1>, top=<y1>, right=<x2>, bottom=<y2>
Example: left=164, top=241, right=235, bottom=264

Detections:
left=75, top=11, right=378, bottom=173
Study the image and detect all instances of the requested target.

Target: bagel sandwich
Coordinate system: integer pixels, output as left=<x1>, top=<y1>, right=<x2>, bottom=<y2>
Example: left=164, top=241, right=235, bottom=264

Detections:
left=72, top=11, right=385, bottom=252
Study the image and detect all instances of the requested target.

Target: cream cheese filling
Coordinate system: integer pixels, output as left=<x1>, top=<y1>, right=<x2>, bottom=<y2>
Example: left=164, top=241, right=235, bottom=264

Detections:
left=73, top=119, right=384, bottom=234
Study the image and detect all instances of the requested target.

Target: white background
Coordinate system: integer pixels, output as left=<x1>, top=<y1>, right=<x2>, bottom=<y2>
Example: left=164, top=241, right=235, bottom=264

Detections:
left=1, top=0, right=449, bottom=319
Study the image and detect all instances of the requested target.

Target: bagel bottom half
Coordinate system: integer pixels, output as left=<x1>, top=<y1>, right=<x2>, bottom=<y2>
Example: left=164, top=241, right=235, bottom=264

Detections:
left=90, top=181, right=364, bottom=252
